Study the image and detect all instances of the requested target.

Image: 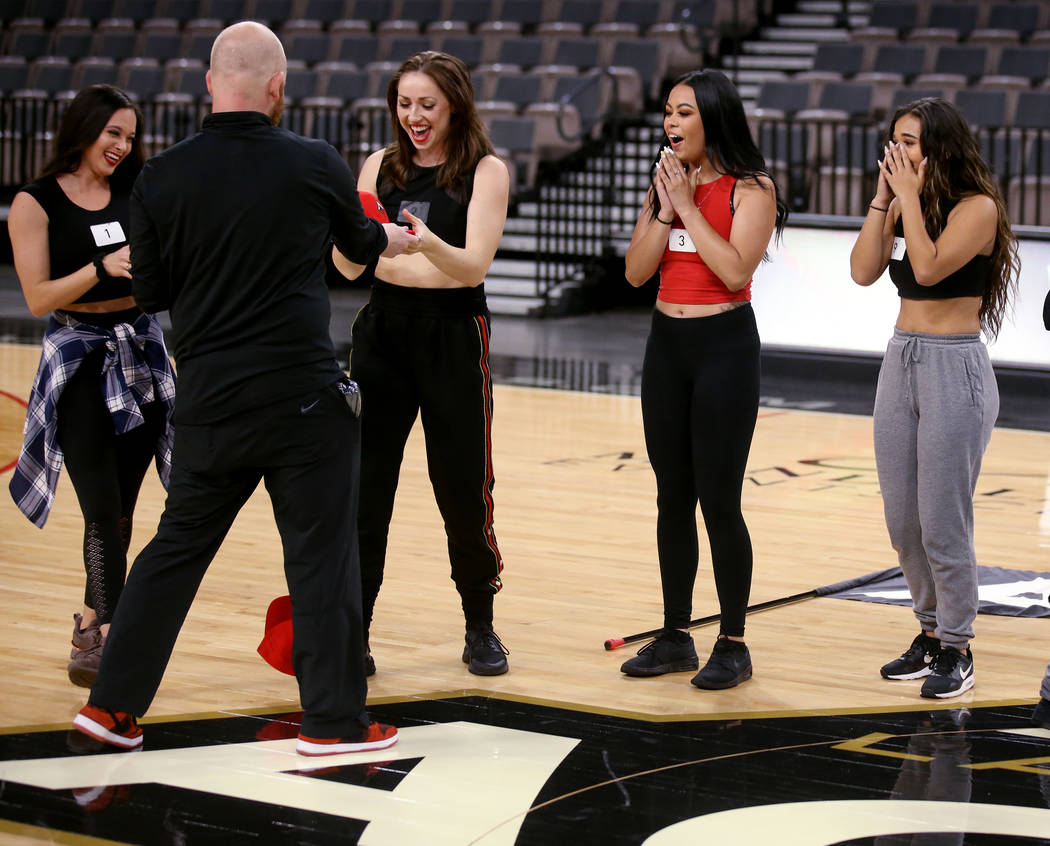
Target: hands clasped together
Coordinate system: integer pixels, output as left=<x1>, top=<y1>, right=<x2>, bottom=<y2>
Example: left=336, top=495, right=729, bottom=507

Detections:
left=655, top=148, right=700, bottom=222
left=379, top=210, right=431, bottom=258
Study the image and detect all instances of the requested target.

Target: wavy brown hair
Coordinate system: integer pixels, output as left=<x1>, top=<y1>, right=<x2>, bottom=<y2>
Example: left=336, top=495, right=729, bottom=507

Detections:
left=381, top=51, right=493, bottom=202
left=39, top=84, right=144, bottom=192
left=887, top=97, right=1020, bottom=338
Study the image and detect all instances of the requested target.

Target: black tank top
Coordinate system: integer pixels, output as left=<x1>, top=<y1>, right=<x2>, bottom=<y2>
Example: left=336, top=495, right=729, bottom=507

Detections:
left=19, top=175, right=132, bottom=304
left=376, top=161, right=475, bottom=248
left=888, top=216, right=990, bottom=299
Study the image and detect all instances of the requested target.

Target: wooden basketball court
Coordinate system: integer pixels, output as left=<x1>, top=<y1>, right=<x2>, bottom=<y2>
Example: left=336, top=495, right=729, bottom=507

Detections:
left=1, top=337, right=1049, bottom=844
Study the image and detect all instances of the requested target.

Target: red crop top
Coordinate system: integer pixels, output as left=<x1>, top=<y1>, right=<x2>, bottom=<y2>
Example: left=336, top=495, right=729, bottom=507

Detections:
left=658, top=174, right=749, bottom=305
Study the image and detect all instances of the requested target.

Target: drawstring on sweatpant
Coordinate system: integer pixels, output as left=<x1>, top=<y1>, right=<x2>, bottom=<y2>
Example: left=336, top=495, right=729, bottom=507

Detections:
left=900, top=335, right=921, bottom=367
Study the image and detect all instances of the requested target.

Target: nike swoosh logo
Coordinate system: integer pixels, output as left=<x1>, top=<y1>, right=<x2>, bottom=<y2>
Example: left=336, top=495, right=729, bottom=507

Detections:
left=300, top=399, right=320, bottom=414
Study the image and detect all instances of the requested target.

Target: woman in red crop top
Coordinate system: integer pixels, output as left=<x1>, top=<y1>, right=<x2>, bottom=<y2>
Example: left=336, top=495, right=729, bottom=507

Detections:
left=7, top=85, right=175, bottom=688
left=620, top=70, right=786, bottom=690
left=850, top=97, right=1019, bottom=699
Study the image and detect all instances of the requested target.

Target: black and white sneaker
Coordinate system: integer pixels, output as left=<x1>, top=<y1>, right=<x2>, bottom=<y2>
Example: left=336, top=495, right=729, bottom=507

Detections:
left=880, top=631, right=939, bottom=680
left=920, top=647, right=975, bottom=699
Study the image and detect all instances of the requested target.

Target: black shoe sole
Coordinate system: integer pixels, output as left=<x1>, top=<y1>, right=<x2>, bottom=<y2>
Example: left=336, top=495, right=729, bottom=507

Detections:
left=462, top=648, right=509, bottom=676
left=691, top=666, right=753, bottom=690
left=466, top=661, right=509, bottom=676
left=621, top=658, right=700, bottom=677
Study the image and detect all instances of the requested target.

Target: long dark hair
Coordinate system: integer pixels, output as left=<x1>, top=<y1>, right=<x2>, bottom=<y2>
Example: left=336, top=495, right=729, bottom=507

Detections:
left=38, top=84, right=144, bottom=191
left=650, top=69, right=787, bottom=241
left=887, top=97, right=1019, bottom=338
left=381, top=51, right=493, bottom=201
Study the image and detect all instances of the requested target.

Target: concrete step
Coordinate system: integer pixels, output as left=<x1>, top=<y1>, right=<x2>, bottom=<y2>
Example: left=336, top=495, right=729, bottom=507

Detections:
left=499, top=233, right=537, bottom=252
left=724, top=54, right=815, bottom=71
left=485, top=275, right=539, bottom=297
left=485, top=293, right=547, bottom=316
left=774, top=13, right=840, bottom=27
left=757, top=26, right=849, bottom=42
left=504, top=216, right=537, bottom=233
left=490, top=257, right=539, bottom=277
left=797, top=0, right=869, bottom=12
left=743, top=38, right=822, bottom=54
left=727, top=68, right=792, bottom=83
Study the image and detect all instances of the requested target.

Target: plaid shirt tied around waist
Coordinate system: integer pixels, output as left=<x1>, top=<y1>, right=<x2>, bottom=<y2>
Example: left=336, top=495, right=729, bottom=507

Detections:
left=8, top=311, right=176, bottom=527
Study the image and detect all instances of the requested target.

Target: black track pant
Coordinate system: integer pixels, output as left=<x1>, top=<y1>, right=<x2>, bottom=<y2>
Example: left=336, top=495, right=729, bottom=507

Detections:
left=56, top=328, right=164, bottom=625
left=640, top=305, right=760, bottom=637
left=350, top=281, right=503, bottom=633
left=90, top=380, right=369, bottom=738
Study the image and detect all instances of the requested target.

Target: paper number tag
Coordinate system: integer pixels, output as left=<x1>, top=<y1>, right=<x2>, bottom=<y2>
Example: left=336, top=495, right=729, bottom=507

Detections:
left=668, top=228, right=696, bottom=253
left=890, top=236, right=906, bottom=261
left=90, top=221, right=125, bottom=247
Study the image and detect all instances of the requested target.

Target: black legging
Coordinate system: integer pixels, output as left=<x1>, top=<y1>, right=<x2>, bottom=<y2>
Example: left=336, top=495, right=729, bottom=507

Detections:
left=640, top=304, right=760, bottom=637
left=55, top=329, right=165, bottom=624
left=350, top=281, right=503, bottom=632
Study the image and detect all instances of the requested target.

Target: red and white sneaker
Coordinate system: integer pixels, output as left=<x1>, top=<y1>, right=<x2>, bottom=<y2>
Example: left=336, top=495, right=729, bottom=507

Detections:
left=73, top=704, right=143, bottom=750
left=296, top=721, right=398, bottom=756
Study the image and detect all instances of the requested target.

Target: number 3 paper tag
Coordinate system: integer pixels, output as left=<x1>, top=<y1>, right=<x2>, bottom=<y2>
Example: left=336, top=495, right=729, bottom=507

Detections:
left=90, top=221, right=126, bottom=247
left=668, top=227, right=696, bottom=253
left=890, top=236, right=906, bottom=261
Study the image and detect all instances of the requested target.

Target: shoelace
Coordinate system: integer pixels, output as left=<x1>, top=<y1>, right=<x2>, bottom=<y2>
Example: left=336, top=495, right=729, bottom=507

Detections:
left=930, top=648, right=963, bottom=676
left=635, top=634, right=681, bottom=656
left=477, top=631, right=510, bottom=656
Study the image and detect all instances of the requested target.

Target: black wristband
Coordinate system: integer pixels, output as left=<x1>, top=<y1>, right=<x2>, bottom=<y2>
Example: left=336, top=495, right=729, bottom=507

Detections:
left=93, top=255, right=108, bottom=280
left=869, top=203, right=888, bottom=213
left=656, top=216, right=674, bottom=225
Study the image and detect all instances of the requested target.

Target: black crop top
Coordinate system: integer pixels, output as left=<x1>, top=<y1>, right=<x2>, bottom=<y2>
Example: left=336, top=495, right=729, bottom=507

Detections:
left=19, top=175, right=132, bottom=304
left=888, top=216, right=990, bottom=299
left=377, top=161, right=476, bottom=248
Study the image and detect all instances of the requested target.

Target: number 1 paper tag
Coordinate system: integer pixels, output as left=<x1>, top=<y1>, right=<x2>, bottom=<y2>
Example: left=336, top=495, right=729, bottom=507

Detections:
left=668, top=227, right=696, bottom=253
left=90, top=221, right=126, bottom=247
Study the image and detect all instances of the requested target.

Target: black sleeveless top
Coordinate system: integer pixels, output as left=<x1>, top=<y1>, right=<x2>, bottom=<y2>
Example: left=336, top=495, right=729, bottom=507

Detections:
left=888, top=216, right=990, bottom=299
left=376, top=161, right=475, bottom=248
left=19, top=175, right=132, bottom=304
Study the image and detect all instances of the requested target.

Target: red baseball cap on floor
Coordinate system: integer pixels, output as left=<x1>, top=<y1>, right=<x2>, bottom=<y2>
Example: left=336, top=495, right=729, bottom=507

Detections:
left=257, top=595, right=295, bottom=676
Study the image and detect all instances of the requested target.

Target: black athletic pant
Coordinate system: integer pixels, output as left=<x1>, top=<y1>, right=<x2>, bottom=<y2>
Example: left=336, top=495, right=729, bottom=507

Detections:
left=90, top=380, right=370, bottom=738
left=640, top=305, right=760, bottom=637
left=56, top=319, right=165, bottom=625
left=350, top=281, right=503, bottom=633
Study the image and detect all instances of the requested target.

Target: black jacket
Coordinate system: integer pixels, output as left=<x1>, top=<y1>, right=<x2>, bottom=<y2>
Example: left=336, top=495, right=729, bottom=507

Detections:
left=130, top=110, right=387, bottom=424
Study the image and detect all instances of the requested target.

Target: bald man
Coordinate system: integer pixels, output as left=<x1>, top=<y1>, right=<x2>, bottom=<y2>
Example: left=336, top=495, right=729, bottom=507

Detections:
left=73, top=22, right=416, bottom=755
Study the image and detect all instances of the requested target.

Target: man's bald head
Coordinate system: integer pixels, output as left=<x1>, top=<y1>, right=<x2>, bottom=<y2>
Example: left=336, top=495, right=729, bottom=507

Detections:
left=208, top=22, right=287, bottom=116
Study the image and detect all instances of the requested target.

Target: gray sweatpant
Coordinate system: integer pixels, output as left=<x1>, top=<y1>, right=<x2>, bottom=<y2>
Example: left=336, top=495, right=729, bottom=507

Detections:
left=873, top=329, right=998, bottom=650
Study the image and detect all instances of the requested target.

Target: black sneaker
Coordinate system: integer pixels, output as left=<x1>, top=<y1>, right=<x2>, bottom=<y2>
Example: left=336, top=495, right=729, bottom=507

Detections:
left=462, top=625, right=509, bottom=676
left=620, top=630, right=698, bottom=677
left=691, top=635, right=752, bottom=690
left=920, top=647, right=975, bottom=699
left=881, top=631, right=939, bottom=680
left=1031, top=698, right=1050, bottom=729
